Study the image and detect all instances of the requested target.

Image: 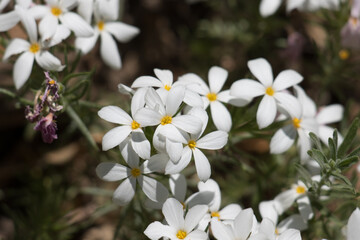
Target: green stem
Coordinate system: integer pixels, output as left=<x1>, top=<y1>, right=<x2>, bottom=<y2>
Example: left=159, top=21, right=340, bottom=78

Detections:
left=65, top=104, right=99, bottom=151
left=0, top=87, right=34, bottom=106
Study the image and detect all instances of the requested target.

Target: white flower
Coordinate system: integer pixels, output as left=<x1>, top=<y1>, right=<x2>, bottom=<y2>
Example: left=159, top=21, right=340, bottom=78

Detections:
left=96, top=149, right=168, bottom=205
left=30, top=0, right=94, bottom=41
left=0, top=0, right=10, bottom=12
left=230, top=58, right=303, bottom=129
left=164, top=108, right=228, bottom=181
left=195, top=179, right=242, bottom=231
left=132, top=68, right=203, bottom=107
left=144, top=198, right=208, bottom=240
left=0, top=0, right=32, bottom=31
left=347, top=208, right=360, bottom=240
left=249, top=218, right=302, bottom=240
left=211, top=208, right=255, bottom=240
left=98, top=88, right=151, bottom=159
left=179, top=66, right=250, bottom=132
left=75, top=0, right=139, bottom=69
left=3, top=6, right=64, bottom=89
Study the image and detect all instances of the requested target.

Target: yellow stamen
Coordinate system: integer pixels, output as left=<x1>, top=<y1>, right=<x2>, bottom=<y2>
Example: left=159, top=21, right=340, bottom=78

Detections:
left=161, top=115, right=172, bottom=125
left=206, top=92, right=217, bottom=102
left=164, top=85, right=171, bottom=91
left=339, top=50, right=350, bottom=60
left=292, top=118, right=301, bottom=129
left=97, top=21, right=105, bottom=31
left=265, top=86, right=275, bottom=96
left=296, top=185, right=306, bottom=194
left=188, top=140, right=196, bottom=149
left=131, top=168, right=141, bottom=177
left=176, top=230, right=187, bottom=239
left=211, top=211, right=220, bottom=220
left=49, top=80, right=55, bottom=85
left=51, top=7, right=62, bottom=17
left=29, top=43, right=40, bottom=53
left=275, top=228, right=279, bottom=235
left=131, top=120, right=141, bottom=130
left=180, top=202, right=186, bottom=209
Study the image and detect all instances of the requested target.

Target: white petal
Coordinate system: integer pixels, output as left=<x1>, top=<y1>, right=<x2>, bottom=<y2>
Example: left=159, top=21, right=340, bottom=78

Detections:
left=259, top=0, right=282, bottom=17
left=247, top=58, right=273, bottom=87
left=160, top=124, right=189, bottom=144
left=131, top=76, right=162, bottom=88
left=106, top=21, right=140, bottom=42
left=154, top=68, right=173, bottom=86
left=196, top=130, right=228, bottom=150
left=347, top=208, right=360, bottom=240
left=219, top=204, right=242, bottom=220
left=145, top=153, right=169, bottom=173
left=178, top=73, right=210, bottom=95
left=75, top=31, right=99, bottom=54
left=0, top=0, right=10, bottom=12
left=28, top=5, right=49, bottom=19
left=318, top=125, right=343, bottom=146
left=170, top=174, right=187, bottom=201
left=193, top=148, right=211, bottom=182
left=139, top=175, right=169, bottom=203
left=172, top=115, right=202, bottom=134
left=297, top=129, right=312, bottom=162
left=48, top=24, right=71, bottom=47
left=272, top=70, right=303, bottom=91
left=257, top=95, right=277, bottom=129
left=144, top=87, right=165, bottom=113
left=131, top=130, right=151, bottom=160
left=134, top=108, right=162, bottom=127
left=60, top=12, right=94, bottom=37
left=0, top=11, right=19, bottom=32
left=274, top=189, right=298, bottom=215
left=277, top=214, right=308, bottom=233
left=61, top=0, right=77, bottom=9
left=113, top=178, right=135, bottom=205
left=275, top=92, right=302, bottom=119
left=185, top=230, right=208, bottom=240
left=119, top=137, right=139, bottom=167
left=186, top=191, right=214, bottom=208
left=278, top=229, right=302, bottom=240
left=166, top=86, right=185, bottom=116
left=3, top=38, right=29, bottom=60
left=183, top=89, right=204, bottom=108
left=166, top=138, right=184, bottom=163
left=13, top=51, right=34, bottom=89
left=211, top=219, right=235, bottom=240
left=230, top=79, right=265, bottom=99
left=163, top=198, right=185, bottom=229
left=210, top=101, right=232, bottom=132
left=217, top=90, right=251, bottom=107
left=15, top=6, right=37, bottom=43
left=208, top=66, right=228, bottom=93
left=100, top=31, right=121, bottom=69
left=270, top=125, right=296, bottom=154
left=184, top=204, right=208, bottom=232
left=293, top=85, right=317, bottom=118
left=77, top=0, right=93, bottom=23
left=234, top=208, right=254, bottom=240
left=316, top=104, right=344, bottom=125
left=96, top=162, right=129, bottom=181
left=102, top=126, right=132, bottom=151
left=187, top=107, right=208, bottom=137
left=165, top=147, right=192, bottom=175
left=98, top=105, right=133, bottom=125
left=198, top=179, right=221, bottom=212
left=258, top=218, right=276, bottom=236
left=35, top=51, right=65, bottom=71
left=39, top=13, right=58, bottom=41
left=144, top=221, right=175, bottom=240
left=131, top=87, right=147, bottom=115
left=296, top=196, right=313, bottom=220
left=259, top=201, right=278, bottom=224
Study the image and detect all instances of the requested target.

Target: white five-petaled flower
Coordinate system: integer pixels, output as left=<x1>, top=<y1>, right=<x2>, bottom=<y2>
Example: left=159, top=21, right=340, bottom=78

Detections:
left=98, top=88, right=151, bottom=159
left=144, top=198, right=208, bottom=240
left=132, top=68, right=203, bottom=107
left=249, top=218, right=302, bottom=240
left=75, top=0, right=139, bottom=69
left=3, top=6, right=64, bottom=89
left=164, top=107, right=228, bottom=182
left=178, top=66, right=250, bottom=132
left=30, top=0, right=94, bottom=41
left=211, top=208, right=256, bottom=240
left=230, top=58, right=303, bottom=129
left=347, top=208, right=360, bottom=240
left=96, top=147, right=168, bottom=206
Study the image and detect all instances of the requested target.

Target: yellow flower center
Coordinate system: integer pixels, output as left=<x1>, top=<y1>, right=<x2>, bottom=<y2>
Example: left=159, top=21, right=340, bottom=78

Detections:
left=131, top=120, right=141, bottom=130
left=180, top=202, right=186, bottom=209
left=292, top=118, right=302, bottom=129
left=29, top=43, right=40, bottom=53
left=296, top=185, right=306, bottom=194
left=188, top=140, right=196, bottom=149
left=351, top=17, right=358, bottom=26
left=207, top=92, right=217, bottom=102
left=176, top=230, right=187, bottom=239
left=339, top=50, right=349, bottom=60
left=275, top=228, right=279, bottom=235
left=51, top=7, right=62, bottom=17
left=265, top=86, right=275, bottom=96
left=164, top=85, right=171, bottom=91
left=211, top=211, right=220, bottom=220
left=161, top=115, right=172, bottom=125
left=131, top=168, right=141, bottom=177
left=97, top=21, right=105, bottom=31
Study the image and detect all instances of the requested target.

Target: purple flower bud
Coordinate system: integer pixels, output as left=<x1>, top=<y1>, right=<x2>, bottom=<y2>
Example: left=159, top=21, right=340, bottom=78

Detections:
left=25, top=104, right=42, bottom=123
left=34, top=113, right=58, bottom=143
left=341, top=17, right=360, bottom=50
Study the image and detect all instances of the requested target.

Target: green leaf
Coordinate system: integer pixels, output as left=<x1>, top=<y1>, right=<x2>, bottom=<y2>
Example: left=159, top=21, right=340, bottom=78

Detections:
left=333, top=129, right=338, bottom=150
left=308, top=149, right=327, bottom=170
left=295, top=163, right=312, bottom=186
left=336, top=156, right=359, bottom=169
left=328, top=137, right=337, bottom=161
left=309, top=132, right=323, bottom=152
left=348, top=145, right=360, bottom=158
left=331, top=171, right=353, bottom=186
left=338, top=118, right=359, bottom=158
